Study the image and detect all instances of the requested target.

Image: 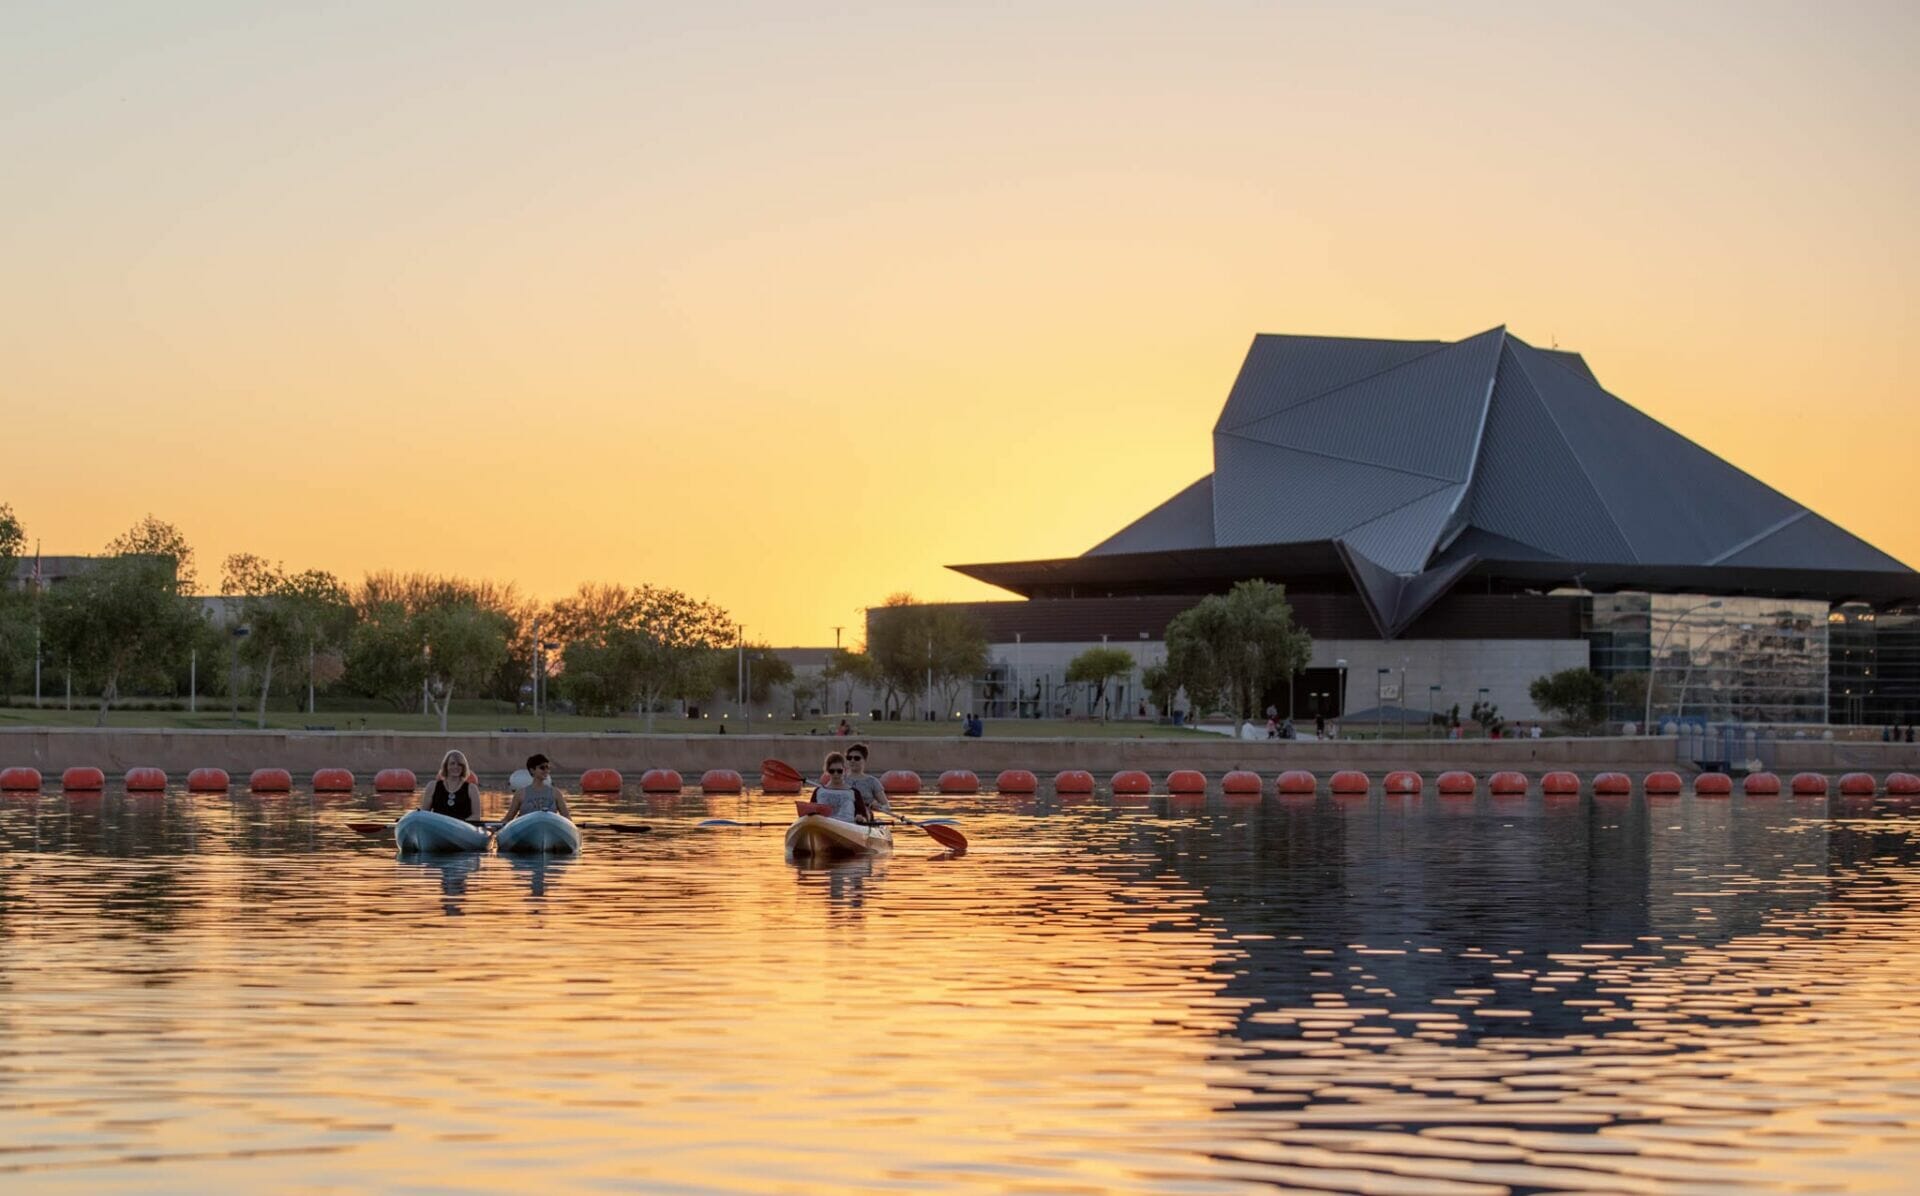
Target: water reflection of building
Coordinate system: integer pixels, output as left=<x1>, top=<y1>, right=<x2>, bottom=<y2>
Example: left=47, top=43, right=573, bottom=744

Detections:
left=896, top=329, right=1920, bottom=726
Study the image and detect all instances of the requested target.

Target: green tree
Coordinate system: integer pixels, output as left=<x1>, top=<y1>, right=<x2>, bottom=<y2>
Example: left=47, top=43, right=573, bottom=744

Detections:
left=788, top=677, right=818, bottom=718
left=344, top=600, right=426, bottom=711
left=222, top=554, right=356, bottom=726
left=865, top=594, right=929, bottom=718
left=548, top=583, right=734, bottom=728
left=1164, top=580, right=1312, bottom=720
left=928, top=608, right=988, bottom=720
left=419, top=602, right=513, bottom=731
left=821, top=648, right=878, bottom=715
left=1605, top=671, right=1667, bottom=727
left=1065, top=646, right=1136, bottom=720
left=106, top=513, right=198, bottom=594
left=0, top=504, right=31, bottom=696
left=1528, top=667, right=1607, bottom=731
left=1139, top=661, right=1176, bottom=719
left=43, top=519, right=201, bottom=724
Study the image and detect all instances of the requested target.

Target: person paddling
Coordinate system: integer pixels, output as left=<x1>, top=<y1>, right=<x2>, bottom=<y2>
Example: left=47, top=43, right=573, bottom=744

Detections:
left=811, top=752, right=865, bottom=824
left=843, top=741, right=891, bottom=822
left=499, top=753, right=572, bottom=828
left=423, top=750, right=485, bottom=825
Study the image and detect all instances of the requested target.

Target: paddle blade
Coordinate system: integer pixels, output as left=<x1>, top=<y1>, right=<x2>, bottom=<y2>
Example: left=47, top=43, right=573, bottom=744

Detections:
left=509, top=768, right=533, bottom=789
left=922, top=823, right=968, bottom=852
left=761, top=758, right=805, bottom=787
left=347, top=822, right=391, bottom=836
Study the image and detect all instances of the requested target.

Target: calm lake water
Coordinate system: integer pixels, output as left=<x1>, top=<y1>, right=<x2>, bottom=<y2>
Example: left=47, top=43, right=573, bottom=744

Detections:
left=3, top=781, right=1920, bottom=1193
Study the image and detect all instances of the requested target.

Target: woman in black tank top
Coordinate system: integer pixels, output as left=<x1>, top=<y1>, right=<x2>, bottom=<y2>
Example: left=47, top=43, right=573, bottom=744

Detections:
left=422, top=749, right=482, bottom=823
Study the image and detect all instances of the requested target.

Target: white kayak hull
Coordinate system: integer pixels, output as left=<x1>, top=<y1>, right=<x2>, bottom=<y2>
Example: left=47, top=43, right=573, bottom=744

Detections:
left=394, top=809, right=491, bottom=855
left=784, top=814, right=893, bottom=859
left=495, top=810, right=581, bottom=855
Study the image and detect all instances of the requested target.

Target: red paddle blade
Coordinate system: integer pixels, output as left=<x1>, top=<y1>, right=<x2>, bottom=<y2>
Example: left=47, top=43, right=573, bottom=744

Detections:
left=761, top=758, right=806, bottom=786
left=922, top=823, right=967, bottom=852
left=346, top=822, right=390, bottom=836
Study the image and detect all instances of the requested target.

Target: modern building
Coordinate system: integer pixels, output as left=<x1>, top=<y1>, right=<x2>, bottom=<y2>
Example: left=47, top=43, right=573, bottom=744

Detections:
left=915, top=326, right=1920, bottom=727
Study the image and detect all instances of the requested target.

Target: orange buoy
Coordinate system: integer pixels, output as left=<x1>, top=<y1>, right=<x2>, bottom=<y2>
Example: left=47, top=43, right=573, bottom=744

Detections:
left=62, top=766, right=106, bottom=791
left=640, top=768, right=683, bottom=793
left=938, top=769, right=979, bottom=794
left=1592, top=772, right=1631, bottom=796
left=1887, top=772, right=1920, bottom=797
left=1488, top=771, right=1527, bottom=796
left=187, top=767, right=230, bottom=792
left=1743, top=771, right=1781, bottom=796
left=1383, top=770, right=1422, bottom=795
left=1053, top=769, right=1094, bottom=794
left=1223, top=770, right=1263, bottom=796
left=0, top=766, right=42, bottom=791
left=1541, top=771, right=1580, bottom=795
left=997, top=769, right=1038, bottom=794
left=1110, top=769, right=1151, bottom=795
left=250, top=768, right=292, bottom=793
left=1167, top=769, right=1207, bottom=794
left=1790, top=772, right=1828, bottom=797
left=1330, top=770, right=1369, bottom=795
left=1275, top=770, right=1314, bottom=795
left=1837, top=772, right=1876, bottom=797
left=701, top=769, right=744, bottom=794
left=1437, top=770, right=1476, bottom=796
left=881, top=769, right=922, bottom=795
left=125, top=767, right=168, bottom=792
left=374, top=768, right=417, bottom=792
left=1693, top=772, right=1733, bottom=796
left=580, top=768, right=623, bottom=794
left=1643, top=770, right=1683, bottom=796
left=311, top=768, right=355, bottom=792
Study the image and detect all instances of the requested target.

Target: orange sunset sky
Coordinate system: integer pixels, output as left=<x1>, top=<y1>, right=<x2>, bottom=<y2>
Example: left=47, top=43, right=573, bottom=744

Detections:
left=3, top=2, right=1915, bottom=645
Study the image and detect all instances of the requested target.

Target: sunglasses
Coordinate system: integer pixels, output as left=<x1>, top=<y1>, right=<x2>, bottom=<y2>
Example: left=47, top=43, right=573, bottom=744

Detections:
left=827, top=767, right=845, bottom=775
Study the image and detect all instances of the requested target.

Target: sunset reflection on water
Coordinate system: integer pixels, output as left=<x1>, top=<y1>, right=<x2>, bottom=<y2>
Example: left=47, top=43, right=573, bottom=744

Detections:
left=2, top=784, right=1918, bottom=1192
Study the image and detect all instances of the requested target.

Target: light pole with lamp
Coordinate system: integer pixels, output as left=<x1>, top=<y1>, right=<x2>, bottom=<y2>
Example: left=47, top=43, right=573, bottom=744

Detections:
left=1645, top=599, right=1723, bottom=732
left=1676, top=623, right=1752, bottom=721
left=1335, top=658, right=1347, bottom=724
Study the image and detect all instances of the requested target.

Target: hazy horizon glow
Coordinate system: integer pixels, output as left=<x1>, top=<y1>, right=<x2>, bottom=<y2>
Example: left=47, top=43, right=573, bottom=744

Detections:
left=5, top=2, right=1916, bottom=643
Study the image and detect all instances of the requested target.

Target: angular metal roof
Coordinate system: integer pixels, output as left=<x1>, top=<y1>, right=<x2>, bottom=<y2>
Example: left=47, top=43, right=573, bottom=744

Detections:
left=954, top=327, right=1917, bottom=635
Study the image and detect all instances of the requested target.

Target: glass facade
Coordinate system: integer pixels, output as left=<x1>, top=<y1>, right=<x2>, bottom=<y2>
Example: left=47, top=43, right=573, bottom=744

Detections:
left=1586, top=593, right=1830, bottom=726
left=1828, top=605, right=1920, bottom=727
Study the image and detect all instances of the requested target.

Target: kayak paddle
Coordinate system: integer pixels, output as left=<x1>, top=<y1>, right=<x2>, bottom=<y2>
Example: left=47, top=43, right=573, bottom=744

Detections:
left=761, top=758, right=967, bottom=851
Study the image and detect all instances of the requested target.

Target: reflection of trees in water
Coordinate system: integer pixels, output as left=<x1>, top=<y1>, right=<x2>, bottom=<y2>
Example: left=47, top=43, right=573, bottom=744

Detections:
left=1139, top=796, right=1848, bottom=1046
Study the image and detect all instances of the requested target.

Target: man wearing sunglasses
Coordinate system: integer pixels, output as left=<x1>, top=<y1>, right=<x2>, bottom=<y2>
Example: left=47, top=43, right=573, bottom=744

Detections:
left=843, top=742, right=891, bottom=822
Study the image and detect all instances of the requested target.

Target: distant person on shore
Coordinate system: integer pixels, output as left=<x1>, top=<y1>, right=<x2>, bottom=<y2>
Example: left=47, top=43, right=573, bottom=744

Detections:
left=836, top=718, right=852, bottom=737
left=498, top=753, right=571, bottom=828
left=843, top=742, right=890, bottom=821
left=423, top=750, right=484, bottom=824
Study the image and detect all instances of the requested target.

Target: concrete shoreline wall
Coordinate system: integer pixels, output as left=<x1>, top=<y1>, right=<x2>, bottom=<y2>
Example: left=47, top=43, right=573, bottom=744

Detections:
left=3, top=728, right=1917, bottom=779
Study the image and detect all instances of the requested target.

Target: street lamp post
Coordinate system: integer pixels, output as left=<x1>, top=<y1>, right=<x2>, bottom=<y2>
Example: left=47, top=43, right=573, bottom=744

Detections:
left=1335, top=658, right=1347, bottom=723
left=1645, top=599, right=1724, bottom=732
